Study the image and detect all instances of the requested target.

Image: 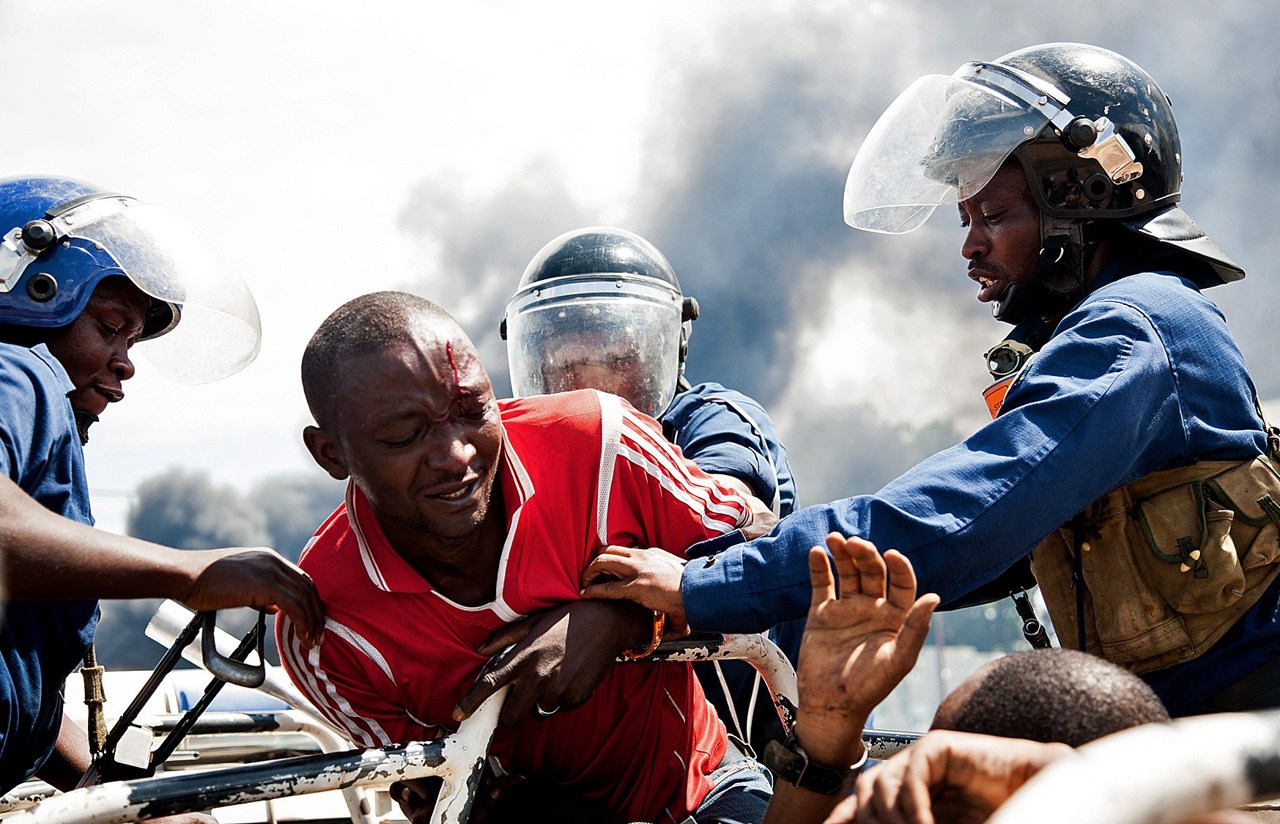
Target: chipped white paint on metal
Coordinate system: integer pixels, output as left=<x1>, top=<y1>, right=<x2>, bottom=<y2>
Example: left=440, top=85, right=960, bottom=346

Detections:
left=7, top=688, right=508, bottom=824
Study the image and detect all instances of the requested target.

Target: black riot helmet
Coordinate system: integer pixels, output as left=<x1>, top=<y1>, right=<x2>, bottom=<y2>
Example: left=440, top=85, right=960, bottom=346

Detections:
left=501, top=227, right=699, bottom=418
left=844, top=42, right=1244, bottom=324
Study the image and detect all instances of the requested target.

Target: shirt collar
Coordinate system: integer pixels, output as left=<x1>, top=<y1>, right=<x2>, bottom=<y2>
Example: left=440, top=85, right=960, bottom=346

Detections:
left=30, top=343, right=76, bottom=396
left=1007, top=247, right=1157, bottom=349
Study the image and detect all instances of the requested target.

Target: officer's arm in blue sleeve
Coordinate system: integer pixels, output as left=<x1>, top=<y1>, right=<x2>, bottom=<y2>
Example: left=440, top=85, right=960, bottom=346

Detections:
left=681, top=300, right=1185, bottom=633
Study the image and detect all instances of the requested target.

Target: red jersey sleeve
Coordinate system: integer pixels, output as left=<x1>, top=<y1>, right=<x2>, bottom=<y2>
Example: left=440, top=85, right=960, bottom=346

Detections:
left=276, top=613, right=436, bottom=748
left=602, top=393, right=752, bottom=555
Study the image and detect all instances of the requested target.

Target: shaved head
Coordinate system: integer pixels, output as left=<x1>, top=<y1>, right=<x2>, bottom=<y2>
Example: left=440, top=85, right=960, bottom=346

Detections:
left=931, top=648, right=1169, bottom=747
left=302, top=291, right=464, bottom=428
left=300, top=291, right=502, bottom=547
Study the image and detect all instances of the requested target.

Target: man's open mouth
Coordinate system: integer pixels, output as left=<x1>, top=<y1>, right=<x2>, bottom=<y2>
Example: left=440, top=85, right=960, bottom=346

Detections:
left=428, top=476, right=481, bottom=504
left=972, top=274, right=1007, bottom=303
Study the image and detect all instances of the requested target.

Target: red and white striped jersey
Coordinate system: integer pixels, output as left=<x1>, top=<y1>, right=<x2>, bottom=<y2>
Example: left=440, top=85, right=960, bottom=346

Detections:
left=277, top=390, right=751, bottom=822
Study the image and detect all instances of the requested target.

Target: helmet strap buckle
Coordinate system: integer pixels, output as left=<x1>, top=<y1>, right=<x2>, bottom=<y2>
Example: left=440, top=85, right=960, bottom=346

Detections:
left=991, top=218, right=1086, bottom=325
left=1036, top=222, right=1085, bottom=298
left=1079, top=116, right=1143, bottom=184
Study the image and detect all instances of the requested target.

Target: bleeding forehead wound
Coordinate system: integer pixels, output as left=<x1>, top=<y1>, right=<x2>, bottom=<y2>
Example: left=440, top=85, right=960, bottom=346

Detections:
left=445, top=340, right=471, bottom=397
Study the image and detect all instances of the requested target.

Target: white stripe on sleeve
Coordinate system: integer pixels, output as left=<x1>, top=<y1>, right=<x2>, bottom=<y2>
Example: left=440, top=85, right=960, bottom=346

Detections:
left=617, top=408, right=749, bottom=529
left=596, top=391, right=624, bottom=544
left=278, top=614, right=395, bottom=747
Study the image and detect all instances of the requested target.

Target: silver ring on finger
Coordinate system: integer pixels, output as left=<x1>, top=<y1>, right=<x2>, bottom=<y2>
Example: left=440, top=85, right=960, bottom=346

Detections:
left=534, top=703, right=560, bottom=718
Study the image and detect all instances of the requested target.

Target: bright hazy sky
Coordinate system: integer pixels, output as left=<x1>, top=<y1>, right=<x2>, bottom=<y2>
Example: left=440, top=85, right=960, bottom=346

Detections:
left=0, top=2, right=719, bottom=530
left=2, top=1, right=1277, bottom=535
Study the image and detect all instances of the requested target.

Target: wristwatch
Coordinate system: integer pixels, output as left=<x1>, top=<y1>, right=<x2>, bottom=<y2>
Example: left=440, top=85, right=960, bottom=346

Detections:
left=762, top=733, right=866, bottom=795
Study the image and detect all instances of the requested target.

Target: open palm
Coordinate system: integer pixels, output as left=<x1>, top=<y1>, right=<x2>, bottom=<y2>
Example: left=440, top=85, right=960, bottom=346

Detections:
left=798, top=534, right=939, bottom=731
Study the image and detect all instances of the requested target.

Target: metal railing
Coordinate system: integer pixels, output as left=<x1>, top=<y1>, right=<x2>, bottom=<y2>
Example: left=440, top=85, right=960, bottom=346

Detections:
left=0, top=691, right=506, bottom=824
left=4, top=606, right=920, bottom=824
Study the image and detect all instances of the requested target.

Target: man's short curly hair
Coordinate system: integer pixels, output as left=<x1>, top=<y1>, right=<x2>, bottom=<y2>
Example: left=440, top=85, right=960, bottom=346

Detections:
left=932, top=648, right=1169, bottom=747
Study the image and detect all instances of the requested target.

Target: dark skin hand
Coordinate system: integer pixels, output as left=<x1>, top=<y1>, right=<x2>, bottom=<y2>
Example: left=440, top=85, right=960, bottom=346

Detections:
left=453, top=599, right=653, bottom=726
left=842, top=731, right=1256, bottom=824
left=762, top=535, right=938, bottom=824
left=388, top=776, right=442, bottom=824
left=8, top=474, right=324, bottom=809
left=180, top=547, right=324, bottom=644
left=0, top=474, right=324, bottom=646
left=838, top=731, right=1071, bottom=824
left=580, top=545, right=690, bottom=626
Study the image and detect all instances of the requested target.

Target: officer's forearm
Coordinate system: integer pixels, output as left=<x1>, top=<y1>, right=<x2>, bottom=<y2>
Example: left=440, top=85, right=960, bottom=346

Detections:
left=36, top=713, right=92, bottom=792
left=0, top=474, right=196, bottom=602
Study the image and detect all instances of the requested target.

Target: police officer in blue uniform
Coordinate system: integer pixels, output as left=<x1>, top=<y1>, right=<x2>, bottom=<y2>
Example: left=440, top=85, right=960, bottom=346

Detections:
left=502, top=226, right=800, bottom=750
left=582, top=44, right=1280, bottom=720
left=0, top=176, right=322, bottom=797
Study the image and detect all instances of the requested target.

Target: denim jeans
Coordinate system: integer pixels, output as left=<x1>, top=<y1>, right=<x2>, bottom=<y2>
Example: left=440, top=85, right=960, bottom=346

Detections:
left=685, top=741, right=774, bottom=824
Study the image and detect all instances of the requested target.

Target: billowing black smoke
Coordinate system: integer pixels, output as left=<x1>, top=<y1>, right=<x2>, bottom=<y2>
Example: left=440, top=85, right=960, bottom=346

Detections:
left=96, top=470, right=342, bottom=668
left=393, top=7, right=1280, bottom=507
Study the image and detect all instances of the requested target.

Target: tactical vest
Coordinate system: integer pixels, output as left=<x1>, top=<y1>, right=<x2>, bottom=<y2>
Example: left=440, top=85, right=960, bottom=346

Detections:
left=1030, top=456, right=1280, bottom=674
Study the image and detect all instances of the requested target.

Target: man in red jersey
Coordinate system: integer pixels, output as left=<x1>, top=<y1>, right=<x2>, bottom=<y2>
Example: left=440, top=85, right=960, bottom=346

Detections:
left=276, top=291, right=773, bottom=824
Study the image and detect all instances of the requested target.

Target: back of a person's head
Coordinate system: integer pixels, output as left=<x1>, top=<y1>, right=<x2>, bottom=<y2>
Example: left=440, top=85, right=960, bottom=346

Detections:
left=931, top=648, right=1169, bottom=747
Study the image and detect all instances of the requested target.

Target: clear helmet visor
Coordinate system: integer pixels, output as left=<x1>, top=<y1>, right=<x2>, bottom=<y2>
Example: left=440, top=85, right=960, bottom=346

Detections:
left=57, top=197, right=262, bottom=383
left=843, top=67, right=1062, bottom=233
left=505, top=275, right=683, bottom=419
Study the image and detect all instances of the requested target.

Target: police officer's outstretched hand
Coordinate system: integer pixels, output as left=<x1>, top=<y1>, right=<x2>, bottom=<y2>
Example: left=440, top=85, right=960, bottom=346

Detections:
left=580, top=545, right=689, bottom=626
left=0, top=476, right=323, bottom=646
left=180, top=548, right=323, bottom=647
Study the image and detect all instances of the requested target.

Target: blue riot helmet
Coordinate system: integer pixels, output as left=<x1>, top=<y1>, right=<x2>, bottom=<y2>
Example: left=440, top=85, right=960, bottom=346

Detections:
left=0, top=176, right=261, bottom=382
left=501, top=227, right=698, bottom=419
left=843, top=43, right=1243, bottom=324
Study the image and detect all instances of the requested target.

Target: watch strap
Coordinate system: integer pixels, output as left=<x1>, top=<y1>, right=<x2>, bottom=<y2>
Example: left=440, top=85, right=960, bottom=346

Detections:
left=762, top=734, right=865, bottom=795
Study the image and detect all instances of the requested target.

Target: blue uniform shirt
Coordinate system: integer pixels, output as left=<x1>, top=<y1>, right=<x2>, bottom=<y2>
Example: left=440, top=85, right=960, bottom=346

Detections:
left=0, top=343, right=99, bottom=791
left=681, top=255, right=1272, bottom=715
left=662, top=382, right=804, bottom=744
left=662, top=382, right=797, bottom=520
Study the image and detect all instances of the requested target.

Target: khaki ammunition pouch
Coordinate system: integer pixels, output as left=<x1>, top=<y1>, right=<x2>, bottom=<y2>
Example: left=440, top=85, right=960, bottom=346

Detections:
left=1030, top=456, right=1280, bottom=674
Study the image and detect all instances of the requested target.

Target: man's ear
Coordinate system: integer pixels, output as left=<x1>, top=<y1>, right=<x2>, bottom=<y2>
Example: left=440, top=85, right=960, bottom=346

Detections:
left=303, top=425, right=349, bottom=481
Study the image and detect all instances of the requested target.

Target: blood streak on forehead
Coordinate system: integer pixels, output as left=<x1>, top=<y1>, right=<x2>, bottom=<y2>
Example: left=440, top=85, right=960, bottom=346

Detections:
left=445, top=340, right=472, bottom=398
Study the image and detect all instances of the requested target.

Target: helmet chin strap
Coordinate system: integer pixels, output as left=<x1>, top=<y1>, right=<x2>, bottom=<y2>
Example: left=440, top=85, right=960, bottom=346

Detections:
left=74, top=409, right=98, bottom=445
left=992, top=217, right=1087, bottom=325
